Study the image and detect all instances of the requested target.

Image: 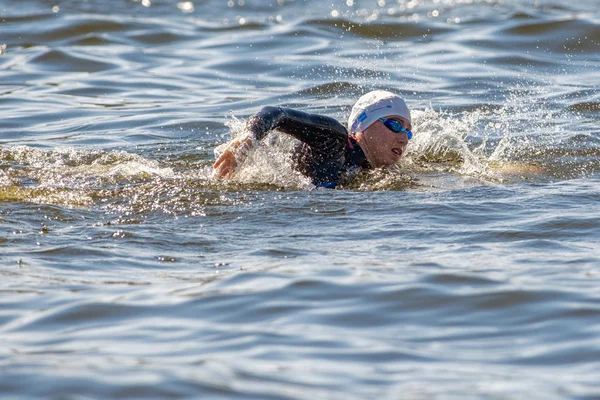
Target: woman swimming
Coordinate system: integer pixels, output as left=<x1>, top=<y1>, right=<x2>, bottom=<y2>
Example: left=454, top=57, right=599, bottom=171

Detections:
left=213, top=90, right=413, bottom=188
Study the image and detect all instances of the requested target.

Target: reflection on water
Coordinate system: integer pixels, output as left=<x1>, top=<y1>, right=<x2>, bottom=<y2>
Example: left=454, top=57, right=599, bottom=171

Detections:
left=1, top=0, right=599, bottom=398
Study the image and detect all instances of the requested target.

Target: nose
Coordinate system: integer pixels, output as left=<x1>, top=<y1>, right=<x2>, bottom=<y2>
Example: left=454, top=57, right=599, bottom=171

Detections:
left=398, top=134, right=409, bottom=146
left=400, top=141, right=408, bottom=155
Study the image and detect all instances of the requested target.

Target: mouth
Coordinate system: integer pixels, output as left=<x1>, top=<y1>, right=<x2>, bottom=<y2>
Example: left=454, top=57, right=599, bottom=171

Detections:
left=392, top=148, right=402, bottom=156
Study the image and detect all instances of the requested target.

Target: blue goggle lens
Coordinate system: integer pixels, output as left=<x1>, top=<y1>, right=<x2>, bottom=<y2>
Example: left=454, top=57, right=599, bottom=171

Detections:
left=379, top=118, right=413, bottom=140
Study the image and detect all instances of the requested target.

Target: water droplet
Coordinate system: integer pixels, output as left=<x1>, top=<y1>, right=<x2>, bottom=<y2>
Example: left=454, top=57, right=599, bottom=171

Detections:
left=177, top=1, right=194, bottom=13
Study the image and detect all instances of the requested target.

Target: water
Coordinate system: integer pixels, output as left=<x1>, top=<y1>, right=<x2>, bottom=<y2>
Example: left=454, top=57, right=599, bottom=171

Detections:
left=1, top=0, right=599, bottom=398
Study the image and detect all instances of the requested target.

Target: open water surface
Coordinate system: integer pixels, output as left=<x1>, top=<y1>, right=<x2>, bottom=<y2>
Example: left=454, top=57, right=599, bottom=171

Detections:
left=1, top=0, right=600, bottom=398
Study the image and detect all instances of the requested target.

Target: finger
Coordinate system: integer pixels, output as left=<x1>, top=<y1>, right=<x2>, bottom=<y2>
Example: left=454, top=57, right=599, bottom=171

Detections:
left=213, top=164, right=228, bottom=179
left=213, top=156, right=224, bottom=169
left=213, top=158, right=236, bottom=179
left=213, top=150, right=232, bottom=169
left=215, top=164, right=234, bottom=179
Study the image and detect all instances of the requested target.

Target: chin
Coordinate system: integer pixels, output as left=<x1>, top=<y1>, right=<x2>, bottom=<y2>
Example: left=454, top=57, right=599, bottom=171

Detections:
left=378, top=159, right=397, bottom=167
left=389, top=155, right=401, bottom=164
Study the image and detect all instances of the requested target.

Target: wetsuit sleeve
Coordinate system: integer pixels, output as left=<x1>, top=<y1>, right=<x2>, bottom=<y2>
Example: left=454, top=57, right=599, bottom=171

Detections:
left=246, top=106, right=348, bottom=154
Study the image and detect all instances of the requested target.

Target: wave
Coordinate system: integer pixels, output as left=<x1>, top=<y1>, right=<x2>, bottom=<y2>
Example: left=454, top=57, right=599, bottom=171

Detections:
left=1, top=75, right=597, bottom=211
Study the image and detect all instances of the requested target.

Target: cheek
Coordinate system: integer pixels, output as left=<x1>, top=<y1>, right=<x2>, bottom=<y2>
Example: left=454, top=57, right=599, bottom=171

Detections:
left=376, top=136, right=395, bottom=152
left=384, top=133, right=399, bottom=148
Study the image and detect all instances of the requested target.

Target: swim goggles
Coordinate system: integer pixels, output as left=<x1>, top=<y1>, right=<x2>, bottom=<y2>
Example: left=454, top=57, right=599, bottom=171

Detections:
left=378, top=117, right=413, bottom=140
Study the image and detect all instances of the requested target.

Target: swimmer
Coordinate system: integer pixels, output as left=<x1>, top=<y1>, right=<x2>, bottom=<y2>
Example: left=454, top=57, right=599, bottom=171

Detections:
left=213, top=90, right=413, bottom=188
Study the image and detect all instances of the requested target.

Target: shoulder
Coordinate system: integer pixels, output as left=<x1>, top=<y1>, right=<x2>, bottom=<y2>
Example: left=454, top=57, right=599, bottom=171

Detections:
left=280, top=108, right=346, bottom=131
left=256, top=106, right=342, bottom=126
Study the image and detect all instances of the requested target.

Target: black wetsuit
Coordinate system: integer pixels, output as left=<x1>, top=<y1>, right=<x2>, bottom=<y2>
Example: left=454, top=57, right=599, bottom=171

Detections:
left=247, top=106, right=370, bottom=188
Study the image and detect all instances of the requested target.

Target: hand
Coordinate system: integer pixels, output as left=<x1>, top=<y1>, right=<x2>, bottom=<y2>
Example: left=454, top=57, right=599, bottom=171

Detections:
left=212, top=135, right=254, bottom=179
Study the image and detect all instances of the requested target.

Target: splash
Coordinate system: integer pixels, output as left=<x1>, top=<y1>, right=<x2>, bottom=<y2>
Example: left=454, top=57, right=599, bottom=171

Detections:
left=0, top=144, right=271, bottom=216
left=399, top=85, right=598, bottom=183
left=406, top=107, right=488, bottom=175
left=1, top=146, right=175, bottom=184
left=1, top=86, right=596, bottom=213
left=0, top=146, right=177, bottom=208
left=218, top=106, right=528, bottom=189
left=217, top=85, right=597, bottom=190
left=215, top=116, right=313, bottom=189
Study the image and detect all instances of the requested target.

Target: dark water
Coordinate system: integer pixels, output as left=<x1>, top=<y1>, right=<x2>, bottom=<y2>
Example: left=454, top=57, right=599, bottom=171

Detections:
left=1, top=0, right=600, bottom=398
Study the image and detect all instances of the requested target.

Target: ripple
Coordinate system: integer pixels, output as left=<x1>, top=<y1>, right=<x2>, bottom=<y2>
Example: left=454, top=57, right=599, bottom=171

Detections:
left=497, top=15, right=600, bottom=53
left=200, top=20, right=268, bottom=32
left=294, top=81, right=362, bottom=97
left=2, top=1, right=600, bottom=399
left=303, top=18, right=453, bottom=40
left=44, top=19, right=129, bottom=41
left=567, top=102, right=600, bottom=113
left=69, top=35, right=118, bottom=46
left=421, top=272, right=501, bottom=286
left=129, top=30, right=196, bottom=45
left=29, top=49, right=117, bottom=72
left=1, top=12, right=53, bottom=24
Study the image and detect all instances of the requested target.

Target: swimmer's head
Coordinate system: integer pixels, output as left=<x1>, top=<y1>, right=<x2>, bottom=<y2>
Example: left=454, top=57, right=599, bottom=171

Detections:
left=349, top=90, right=412, bottom=167
left=348, top=90, right=412, bottom=133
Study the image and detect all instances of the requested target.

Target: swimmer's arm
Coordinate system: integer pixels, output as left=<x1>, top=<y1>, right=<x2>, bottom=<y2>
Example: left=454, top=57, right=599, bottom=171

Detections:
left=213, top=106, right=347, bottom=179
left=248, top=106, right=348, bottom=153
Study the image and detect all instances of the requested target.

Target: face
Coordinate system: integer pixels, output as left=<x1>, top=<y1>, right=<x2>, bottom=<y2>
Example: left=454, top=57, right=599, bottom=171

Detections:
left=358, top=115, right=410, bottom=167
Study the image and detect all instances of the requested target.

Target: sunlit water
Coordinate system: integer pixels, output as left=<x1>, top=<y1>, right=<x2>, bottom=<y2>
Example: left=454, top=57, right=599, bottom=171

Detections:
left=1, top=0, right=599, bottom=398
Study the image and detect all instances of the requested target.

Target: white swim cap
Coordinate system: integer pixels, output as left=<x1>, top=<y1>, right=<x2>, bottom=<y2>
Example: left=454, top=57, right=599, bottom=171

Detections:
left=348, top=90, right=412, bottom=132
